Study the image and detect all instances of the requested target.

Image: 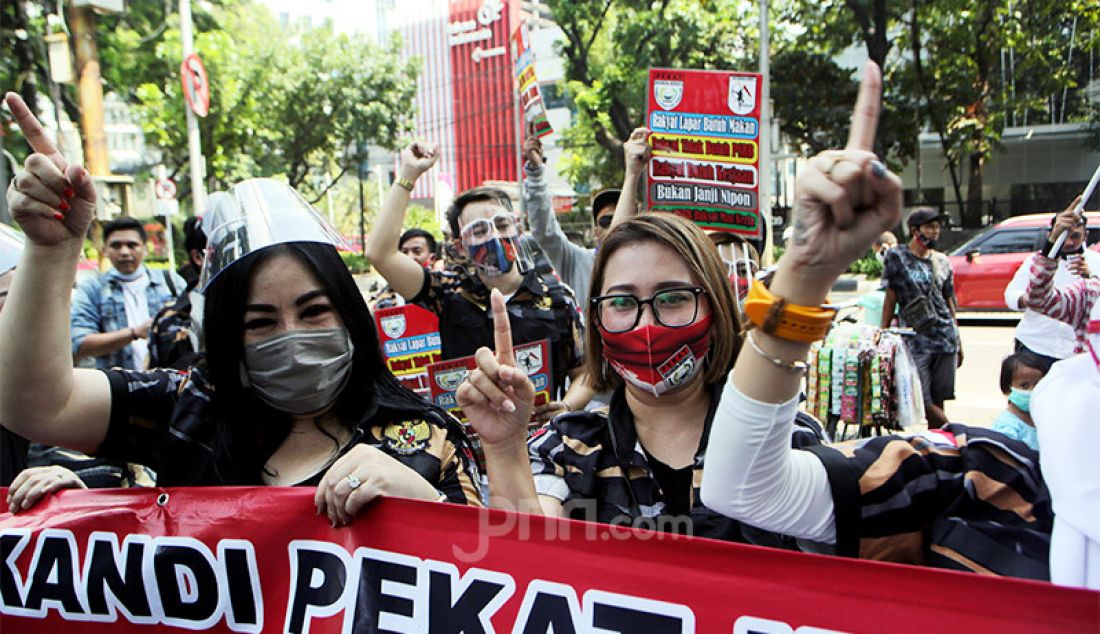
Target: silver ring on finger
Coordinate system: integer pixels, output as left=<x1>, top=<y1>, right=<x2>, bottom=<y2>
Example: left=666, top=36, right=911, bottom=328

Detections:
left=346, top=474, right=362, bottom=490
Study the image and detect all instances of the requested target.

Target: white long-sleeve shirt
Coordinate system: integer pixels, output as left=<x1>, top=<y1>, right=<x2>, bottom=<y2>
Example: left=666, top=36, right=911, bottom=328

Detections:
left=1004, top=251, right=1100, bottom=359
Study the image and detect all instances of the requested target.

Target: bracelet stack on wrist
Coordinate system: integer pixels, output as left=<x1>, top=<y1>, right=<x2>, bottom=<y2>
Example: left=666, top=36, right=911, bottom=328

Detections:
left=395, top=176, right=416, bottom=192
left=745, top=331, right=809, bottom=376
left=129, top=327, right=137, bottom=340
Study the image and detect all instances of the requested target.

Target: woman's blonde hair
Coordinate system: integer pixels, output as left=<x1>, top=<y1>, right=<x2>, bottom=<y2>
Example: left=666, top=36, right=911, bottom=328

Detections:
left=584, top=214, right=742, bottom=391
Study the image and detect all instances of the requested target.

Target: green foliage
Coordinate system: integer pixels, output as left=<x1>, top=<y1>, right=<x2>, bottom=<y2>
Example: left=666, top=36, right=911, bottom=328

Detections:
left=125, top=2, right=420, bottom=204
left=847, top=250, right=883, bottom=278
left=547, top=0, right=759, bottom=190
left=778, top=0, right=1100, bottom=226
left=1, top=1, right=418, bottom=214
left=339, top=251, right=371, bottom=274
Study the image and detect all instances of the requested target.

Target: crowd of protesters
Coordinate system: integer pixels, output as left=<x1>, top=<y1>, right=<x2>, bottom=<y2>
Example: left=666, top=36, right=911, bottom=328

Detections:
left=0, top=58, right=1098, bottom=593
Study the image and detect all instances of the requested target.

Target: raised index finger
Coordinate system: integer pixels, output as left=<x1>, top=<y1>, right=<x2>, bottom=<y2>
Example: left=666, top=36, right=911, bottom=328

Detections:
left=490, top=288, right=514, bottom=366
left=845, top=62, right=882, bottom=152
left=4, top=93, right=65, bottom=171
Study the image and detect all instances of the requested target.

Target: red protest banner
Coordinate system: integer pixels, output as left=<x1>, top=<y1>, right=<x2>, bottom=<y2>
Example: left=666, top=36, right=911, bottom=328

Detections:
left=0, top=488, right=1095, bottom=633
left=373, top=304, right=442, bottom=397
left=426, top=338, right=553, bottom=423
left=646, top=68, right=763, bottom=239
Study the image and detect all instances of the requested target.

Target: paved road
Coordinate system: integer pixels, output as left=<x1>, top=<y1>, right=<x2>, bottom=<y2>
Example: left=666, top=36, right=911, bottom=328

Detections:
left=950, top=319, right=1018, bottom=427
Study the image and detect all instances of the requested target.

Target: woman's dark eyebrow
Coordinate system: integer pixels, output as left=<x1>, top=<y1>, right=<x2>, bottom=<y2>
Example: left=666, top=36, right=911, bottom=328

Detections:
left=295, top=289, right=328, bottom=306
left=605, top=280, right=694, bottom=294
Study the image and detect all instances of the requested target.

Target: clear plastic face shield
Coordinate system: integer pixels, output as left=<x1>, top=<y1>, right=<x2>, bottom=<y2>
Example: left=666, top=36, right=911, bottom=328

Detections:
left=715, top=240, right=758, bottom=304
left=0, top=223, right=26, bottom=277
left=459, top=211, right=534, bottom=278
left=198, top=179, right=350, bottom=293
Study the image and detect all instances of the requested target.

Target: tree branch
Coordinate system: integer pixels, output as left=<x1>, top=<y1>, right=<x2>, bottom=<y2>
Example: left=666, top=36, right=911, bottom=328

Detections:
left=307, top=163, right=351, bottom=204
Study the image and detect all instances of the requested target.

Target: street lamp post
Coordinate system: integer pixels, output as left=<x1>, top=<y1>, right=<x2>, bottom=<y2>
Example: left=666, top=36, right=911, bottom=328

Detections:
left=358, top=160, right=367, bottom=256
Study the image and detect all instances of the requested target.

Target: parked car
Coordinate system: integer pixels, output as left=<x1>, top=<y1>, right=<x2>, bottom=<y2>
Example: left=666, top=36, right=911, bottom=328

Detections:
left=947, top=212, right=1100, bottom=310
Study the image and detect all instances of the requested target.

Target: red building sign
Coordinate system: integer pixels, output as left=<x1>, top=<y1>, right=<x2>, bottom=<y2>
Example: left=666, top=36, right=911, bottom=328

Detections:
left=446, top=0, right=520, bottom=192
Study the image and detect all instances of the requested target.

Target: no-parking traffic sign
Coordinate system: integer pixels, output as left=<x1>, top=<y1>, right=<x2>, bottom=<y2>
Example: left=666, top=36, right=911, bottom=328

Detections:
left=180, top=53, right=210, bottom=117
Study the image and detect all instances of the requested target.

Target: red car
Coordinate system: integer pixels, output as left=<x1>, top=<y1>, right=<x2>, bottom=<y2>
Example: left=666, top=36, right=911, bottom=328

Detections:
left=948, top=212, right=1100, bottom=310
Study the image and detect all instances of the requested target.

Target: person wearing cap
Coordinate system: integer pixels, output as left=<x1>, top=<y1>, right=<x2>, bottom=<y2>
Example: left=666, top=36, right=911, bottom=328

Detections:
left=521, top=129, right=619, bottom=306
left=0, top=94, right=483, bottom=521
left=366, top=143, right=587, bottom=421
left=880, top=207, right=962, bottom=428
left=70, top=216, right=186, bottom=370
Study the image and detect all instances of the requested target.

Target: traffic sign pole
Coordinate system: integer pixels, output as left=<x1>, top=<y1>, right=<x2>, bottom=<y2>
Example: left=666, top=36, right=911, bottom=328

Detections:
left=154, top=165, right=179, bottom=272
left=180, top=0, right=207, bottom=217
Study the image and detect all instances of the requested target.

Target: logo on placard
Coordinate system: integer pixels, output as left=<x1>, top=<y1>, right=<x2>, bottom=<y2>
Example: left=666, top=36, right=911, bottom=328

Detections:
left=435, top=367, right=469, bottom=391
left=728, top=76, right=756, bottom=115
left=516, top=347, right=544, bottom=375
left=654, top=80, right=684, bottom=110
left=380, top=314, right=406, bottom=339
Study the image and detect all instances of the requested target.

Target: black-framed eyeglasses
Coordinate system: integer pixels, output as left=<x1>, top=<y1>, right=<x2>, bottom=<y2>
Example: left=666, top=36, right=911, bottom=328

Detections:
left=596, top=215, right=613, bottom=229
left=591, top=286, right=707, bottom=333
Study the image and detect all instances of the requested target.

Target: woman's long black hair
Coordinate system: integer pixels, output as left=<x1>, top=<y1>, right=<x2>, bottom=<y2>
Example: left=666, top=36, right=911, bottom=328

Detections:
left=201, top=242, right=455, bottom=483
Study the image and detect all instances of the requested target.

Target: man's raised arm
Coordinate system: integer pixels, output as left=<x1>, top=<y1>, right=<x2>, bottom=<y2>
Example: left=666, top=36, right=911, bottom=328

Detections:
left=364, top=143, right=440, bottom=300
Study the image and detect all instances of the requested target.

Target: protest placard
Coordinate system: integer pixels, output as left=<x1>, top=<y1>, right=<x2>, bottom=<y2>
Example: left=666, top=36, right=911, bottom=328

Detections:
left=512, top=24, right=553, bottom=138
left=646, top=68, right=763, bottom=239
left=373, top=304, right=442, bottom=397
left=427, top=339, right=552, bottom=424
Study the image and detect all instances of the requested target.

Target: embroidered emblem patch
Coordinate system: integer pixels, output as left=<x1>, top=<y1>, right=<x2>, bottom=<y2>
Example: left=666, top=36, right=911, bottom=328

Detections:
left=383, top=420, right=431, bottom=455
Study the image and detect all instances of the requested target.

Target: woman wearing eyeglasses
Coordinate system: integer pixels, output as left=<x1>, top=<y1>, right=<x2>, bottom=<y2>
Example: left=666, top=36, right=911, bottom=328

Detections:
left=458, top=213, right=813, bottom=544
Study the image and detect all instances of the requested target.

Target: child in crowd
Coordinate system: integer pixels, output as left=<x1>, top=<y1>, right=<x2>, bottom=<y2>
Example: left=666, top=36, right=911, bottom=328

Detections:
left=990, top=351, right=1051, bottom=451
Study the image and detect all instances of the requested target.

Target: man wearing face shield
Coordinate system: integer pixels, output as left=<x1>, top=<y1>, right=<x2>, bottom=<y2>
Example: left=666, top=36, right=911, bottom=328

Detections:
left=710, top=232, right=760, bottom=306
left=366, top=143, right=586, bottom=420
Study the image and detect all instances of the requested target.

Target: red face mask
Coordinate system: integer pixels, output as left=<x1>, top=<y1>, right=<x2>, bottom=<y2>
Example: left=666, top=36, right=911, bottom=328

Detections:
left=730, top=274, right=750, bottom=302
left=600, top=314, right=712, bottom=397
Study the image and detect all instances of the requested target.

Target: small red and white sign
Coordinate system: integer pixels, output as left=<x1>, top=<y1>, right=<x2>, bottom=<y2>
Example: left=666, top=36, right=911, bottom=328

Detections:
left=180, top=53, right=210, bottom=118
left=154, top=178, right=177, bottom=200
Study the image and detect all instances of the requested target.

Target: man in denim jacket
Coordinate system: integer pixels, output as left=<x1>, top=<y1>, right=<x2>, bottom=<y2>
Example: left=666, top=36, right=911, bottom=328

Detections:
left=71, top=217, right=184, bottom=370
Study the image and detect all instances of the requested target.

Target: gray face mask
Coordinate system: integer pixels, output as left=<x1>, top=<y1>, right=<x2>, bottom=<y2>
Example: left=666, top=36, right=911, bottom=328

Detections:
left=241, top=328, right=354, bottom=415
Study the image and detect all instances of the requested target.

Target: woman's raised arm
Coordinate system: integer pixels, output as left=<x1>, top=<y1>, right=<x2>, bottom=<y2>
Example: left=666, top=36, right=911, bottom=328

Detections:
left=0, top=93, right=112, bottom=453
left=701, top=63, right=903, bottom=540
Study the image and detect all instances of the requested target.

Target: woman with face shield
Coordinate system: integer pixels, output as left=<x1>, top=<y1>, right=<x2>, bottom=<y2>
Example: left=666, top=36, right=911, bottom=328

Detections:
left=455, top=213, right=823, bottom=544
left=0, top=94, right=482, bottom=525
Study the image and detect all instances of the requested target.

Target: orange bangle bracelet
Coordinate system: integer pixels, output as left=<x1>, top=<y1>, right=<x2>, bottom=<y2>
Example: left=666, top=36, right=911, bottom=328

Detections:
left=742, top=280, right=836, bottom=343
